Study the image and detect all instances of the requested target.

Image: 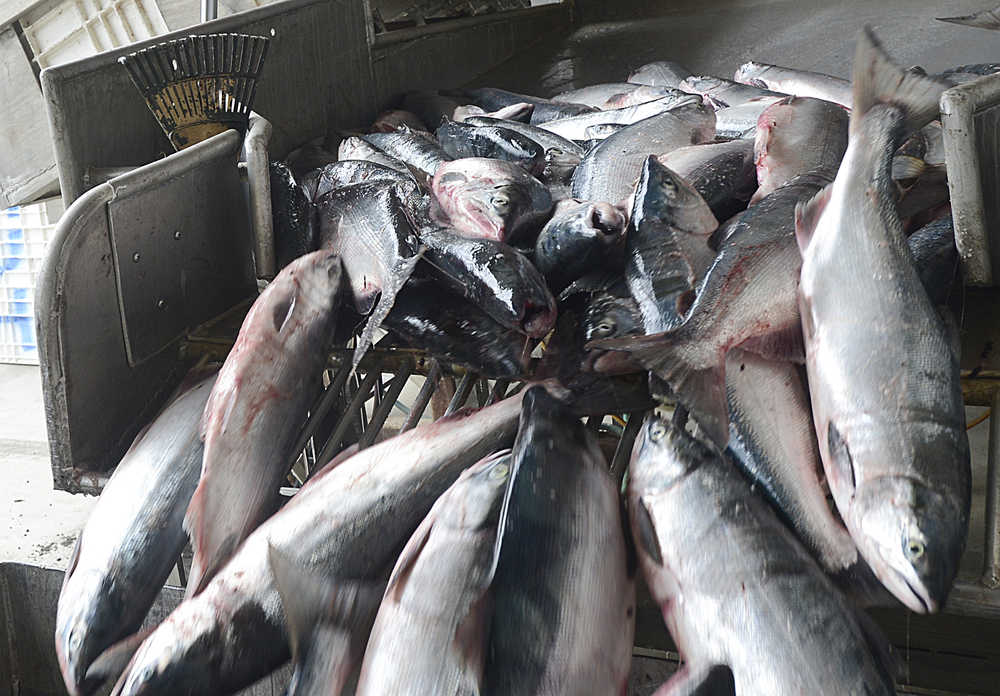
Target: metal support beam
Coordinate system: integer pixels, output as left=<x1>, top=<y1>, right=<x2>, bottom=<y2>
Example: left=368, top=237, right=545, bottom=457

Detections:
left=984, top=391, right=1000, bottom=588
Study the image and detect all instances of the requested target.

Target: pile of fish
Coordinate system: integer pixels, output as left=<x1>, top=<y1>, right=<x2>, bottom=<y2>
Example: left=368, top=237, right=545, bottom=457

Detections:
left=55, top=22, right=984, bottom=696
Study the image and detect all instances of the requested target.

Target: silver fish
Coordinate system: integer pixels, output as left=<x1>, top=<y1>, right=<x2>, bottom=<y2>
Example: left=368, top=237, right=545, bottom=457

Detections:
left=336, top=136, right=416, bottom=179
left=464, top=116, right=586, bottom=158
left=624, top=156, right=717, bottom=334
left=937, top=4, right=1000, bottom=29
left=735, top=62, right=853, bottom=108
left=317, top=180, right=422, bottom=370
left=552, top=82, right=648, bottom=108
left=184, top=251, right=343, bottom=595
left=712, top=99, right=773, bottom=139
left=796, top=28, right=967, bottom=613
left=604, top=85, right=681, bottom=110
left=627, top=61, right=693, bottom=88
left=680, top=74, right=785, bottom=108
left=538, top=91, right=699, bottom=141
left=371, top=109, right=428, bottom=133
left=354, top=450, right=511, bottom=696
left=571, top=101, right=716, bottom=204
left=362, top=127, right=453, bottom=180
left=752, top=95, right=848, bottom=203
left=629, top=414, right=895, bottom=696
left=657, top=139, right=757, bottom=222
left=112, top=392, right=530, bottom=696
left=533, top=198, right=627, bottom=292
left=485, top=387, right=635, bottom=696
left=55, top=368, right=217, bottom=696
left=432, top=158, right=553, bottom=243
left=590, top=171, right=832, bottom=447
left=314, top=161, right=416, bottom=200
left=725, top=349, right=858, bottom=572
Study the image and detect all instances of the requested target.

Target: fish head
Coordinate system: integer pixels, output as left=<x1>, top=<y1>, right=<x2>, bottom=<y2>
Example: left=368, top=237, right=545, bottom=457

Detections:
left=289, top=250, right=344, bottom=312
left=633, top=157, right=716, bottom=239
left=853, top=475, right=967, bottom=613
left=440, top=450, right=512, bottom=531
left=630, top=413, right=706, bottom=491
left=433, top=159, right=551, bottom=242
left=112, top=605, right=223, bottom=696
left=583, top=294, right=644, bottom=374
left=535, top=201, right=626, bottom=273
left=542, top=148, right=582, bottom=185
left=56, top=570, right=119, bottom=696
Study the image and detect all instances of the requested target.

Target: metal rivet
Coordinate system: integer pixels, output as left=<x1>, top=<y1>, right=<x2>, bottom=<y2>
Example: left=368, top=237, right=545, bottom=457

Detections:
left=132, top=252, right=141, bottom=262
left=157, top=299, right=167, bottom=310
left=173, top=230, right=182, bottom=240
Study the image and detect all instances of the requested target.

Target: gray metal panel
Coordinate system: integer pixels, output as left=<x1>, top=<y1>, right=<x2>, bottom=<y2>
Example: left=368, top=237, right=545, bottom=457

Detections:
left=370, top=4, right=569, bottom=105
left=0, top=562, right=292, bottom=696
left=107, top=131, right=254, bottom=365
left=41, top=0, right=377, bottom=208
left=36, top=131, right=255, bottom=493
left=0, top=25, right=59, bottom=208
left=941, top=74, right=1000, bottom=286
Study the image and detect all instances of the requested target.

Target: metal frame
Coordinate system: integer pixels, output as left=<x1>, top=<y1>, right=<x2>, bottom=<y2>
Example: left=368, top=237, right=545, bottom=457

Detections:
left=941, top=73, right=1000, bottom=286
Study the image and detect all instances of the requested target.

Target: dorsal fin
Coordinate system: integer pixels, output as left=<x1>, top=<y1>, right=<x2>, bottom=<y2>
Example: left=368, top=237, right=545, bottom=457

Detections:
left=794, top=185, right=833, bottom=253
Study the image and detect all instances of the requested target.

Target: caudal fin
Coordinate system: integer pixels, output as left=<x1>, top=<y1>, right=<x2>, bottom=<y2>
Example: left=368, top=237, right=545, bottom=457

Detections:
left=83, top=629, right=153, bottom=689
left=937, top=5, right=1000, bottom=30
left=851, top=27, right=948, bottom=136
left=588, top=330, right=729, bottom=447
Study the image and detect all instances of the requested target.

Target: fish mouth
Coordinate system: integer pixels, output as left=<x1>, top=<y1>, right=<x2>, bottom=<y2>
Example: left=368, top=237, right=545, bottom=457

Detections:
left=903, top=577, right=937, bottom=613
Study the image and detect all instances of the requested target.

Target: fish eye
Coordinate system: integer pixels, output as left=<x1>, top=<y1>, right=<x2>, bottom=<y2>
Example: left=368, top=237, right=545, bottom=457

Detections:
left=69, top=631, right=82, bottom=651
left=905, top=539, right=925, bottom=560
left=491, top=194, right=510, bottom=210
left=490, top=463, right=509, bottom=480
left=594, top=319, right=616, bottom=336
left=649, top=420, right=666, bottom=441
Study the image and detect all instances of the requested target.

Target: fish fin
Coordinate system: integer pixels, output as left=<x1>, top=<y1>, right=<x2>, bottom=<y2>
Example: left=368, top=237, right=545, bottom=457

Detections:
left=654, top=664, right=736, bottom=696
left=267, top=544, right=385, bottom=664
left=384, top=511, right=435, bottom=603
left=851, top=27, right=948, bottom=136
left=350, top=250, right=423, bottom=374
left=892, top=154, right=927, bottom=181
left=794, top=184, right=832, bottom=253
left=936, top=6, right=1000, bottom=30
left=736, top=323, right=805, bottom=363
left=633, top=496, right=664, bottom=566
left=84, top=629, right=153, bottom=686
left=587, top=331, right=729, bottom=447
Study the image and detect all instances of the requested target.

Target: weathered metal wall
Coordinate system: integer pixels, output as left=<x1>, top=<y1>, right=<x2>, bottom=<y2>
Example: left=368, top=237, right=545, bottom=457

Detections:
left=41, top=0, right=376, bottom=207
left=0, top=26, right=59, bottom=209
left=370, top=4, right=569, bottom=106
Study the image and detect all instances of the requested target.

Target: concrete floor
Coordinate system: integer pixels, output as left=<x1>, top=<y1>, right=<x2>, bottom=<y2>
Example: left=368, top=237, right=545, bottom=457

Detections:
left=0, top=364, right=96, bottom=570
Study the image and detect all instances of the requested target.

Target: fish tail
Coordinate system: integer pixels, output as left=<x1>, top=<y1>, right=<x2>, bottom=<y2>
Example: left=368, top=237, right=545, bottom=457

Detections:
left=350, top=250, right=423, bottom=374
left=588, top=329, right=729, bottom=447
left=850, top=27, right=947, bottom=136
left=936, top=6, right=1000, bottom=30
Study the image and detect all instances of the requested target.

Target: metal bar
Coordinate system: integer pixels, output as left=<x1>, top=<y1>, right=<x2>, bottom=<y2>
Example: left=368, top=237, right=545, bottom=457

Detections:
left=371, top=3, right=561, bottom=47
left=610, top=411, right=644, bottom=485
left=286, top=362, right=353, bottom=469
left=201, top=0, right=218, bottom=23
left=315, top=368, right=381, bottom=466
left=175, top=554, right=187, bottom=587
left=244, top=114, right=274, bottom=278
left=402, top=361, right=442, bottom=432
left=487, top=379, right=509, bottom=406
left=444, top=371, right=477, bottom=417
left=359, top=360, right=414, bottom=449
left=984, top=391, right=1000, bottom=588
left=475, top=378, right=490, bottom=407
